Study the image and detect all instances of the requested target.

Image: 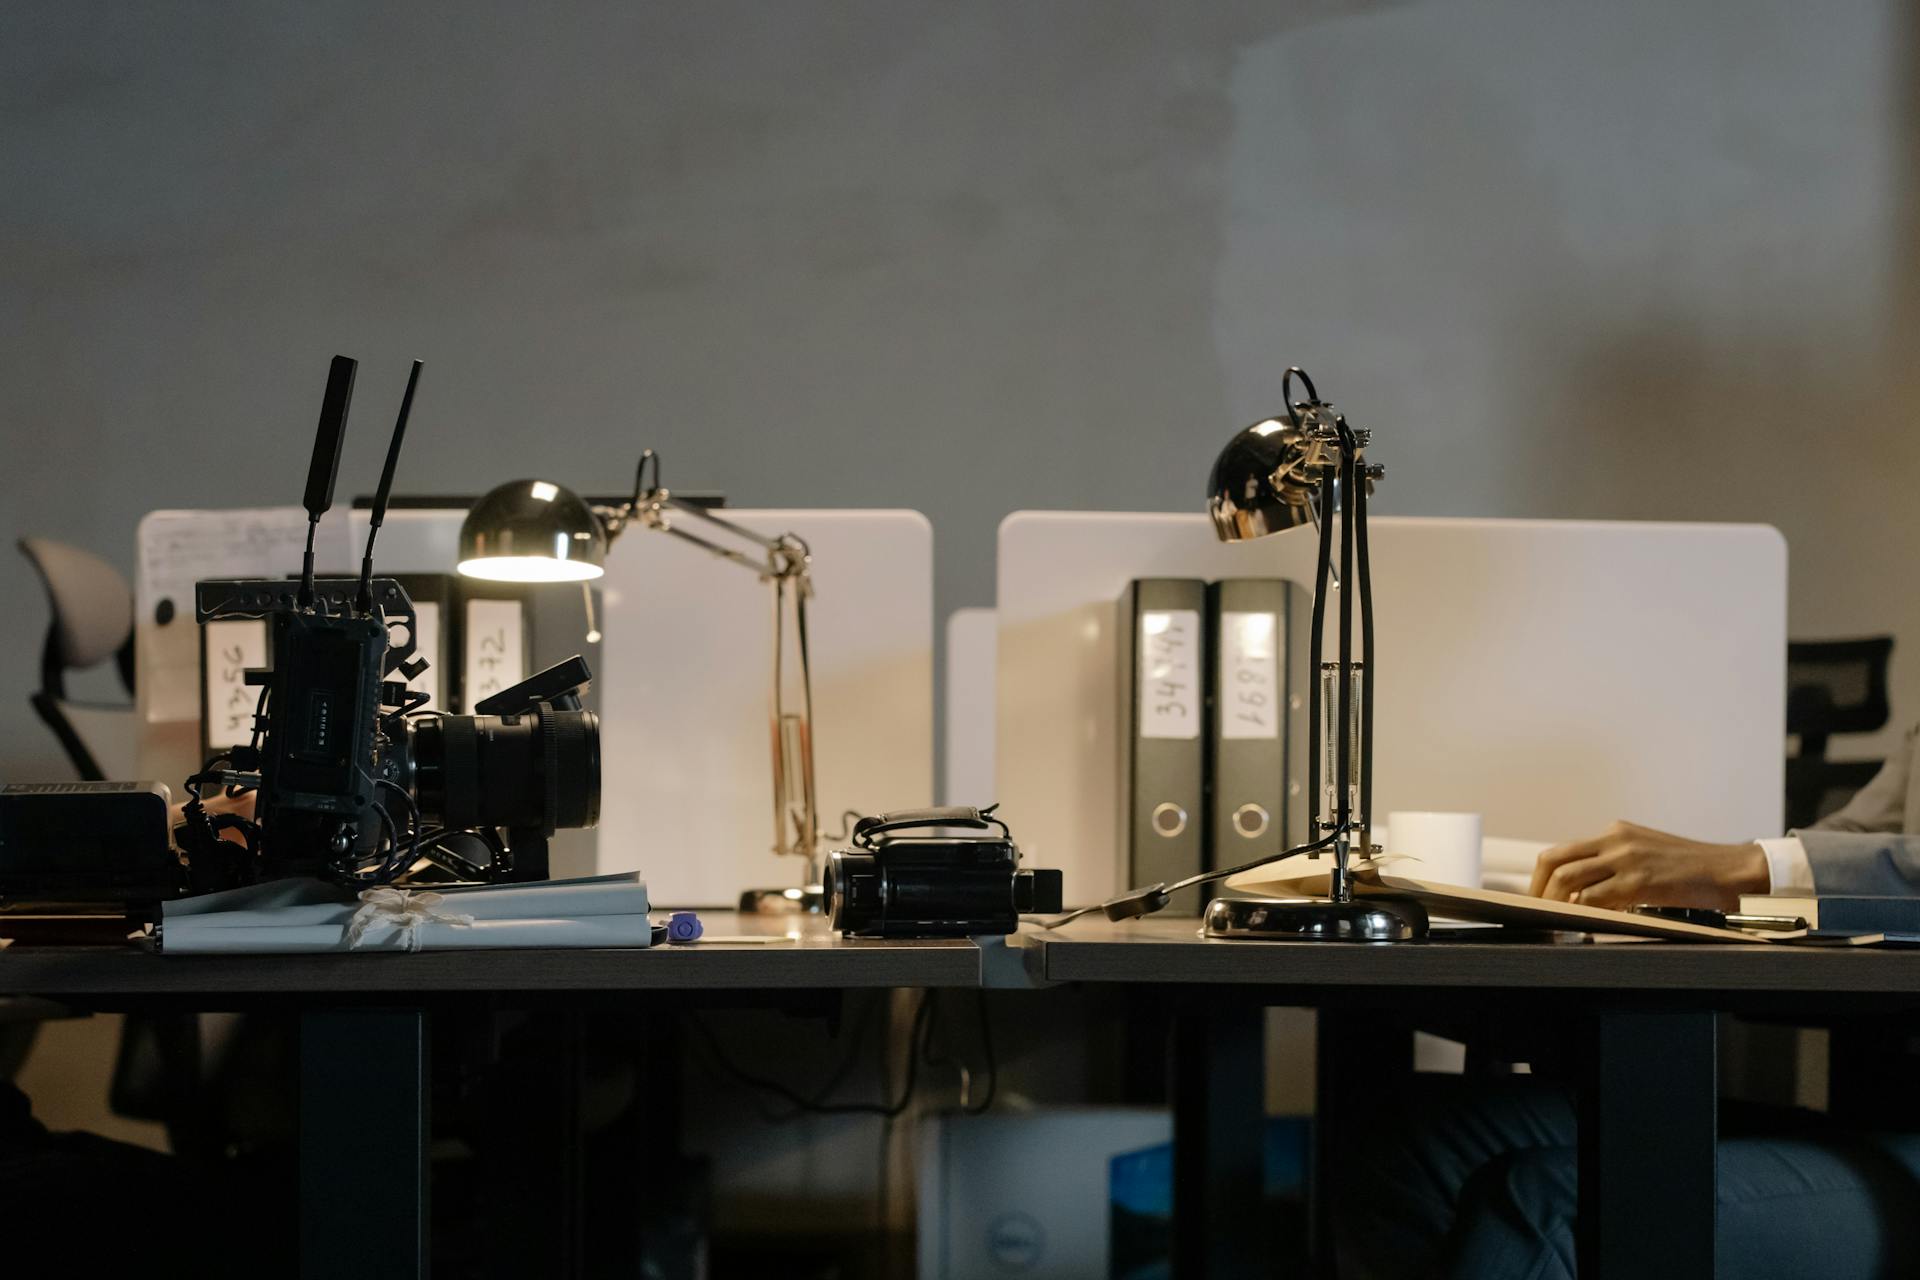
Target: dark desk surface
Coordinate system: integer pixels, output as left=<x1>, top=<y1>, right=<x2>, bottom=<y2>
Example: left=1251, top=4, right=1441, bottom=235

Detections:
left=1026, top=918, right=1920, bottom=995
left=0, top=912, right=979, bottom=997
left=13, top=912, right=1920, bottom=1001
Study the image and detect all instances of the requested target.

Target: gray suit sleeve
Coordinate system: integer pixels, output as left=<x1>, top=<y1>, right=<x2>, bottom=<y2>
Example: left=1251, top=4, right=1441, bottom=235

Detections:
left=1807, top=725, right=1915, bottom=835
left=1797, top=725, right=1918, bottom=893
left=1799, top=830, right=1920, bottom=896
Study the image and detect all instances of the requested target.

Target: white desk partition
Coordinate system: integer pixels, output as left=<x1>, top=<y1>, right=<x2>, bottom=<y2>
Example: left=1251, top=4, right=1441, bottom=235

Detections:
left=995, top=512, right=1787, bottom=906
left=943, top=607, right=997, bottom=806
left=597, top=510, right=934, bottom=905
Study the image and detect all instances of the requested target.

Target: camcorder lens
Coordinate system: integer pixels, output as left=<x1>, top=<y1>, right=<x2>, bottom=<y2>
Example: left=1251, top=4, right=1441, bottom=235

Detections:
left=407, top=710, right=600, bottom=833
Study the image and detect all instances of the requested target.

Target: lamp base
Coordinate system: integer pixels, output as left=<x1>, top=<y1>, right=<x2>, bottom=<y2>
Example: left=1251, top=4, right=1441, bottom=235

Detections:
left=738, top=884, right=827, bottom=915
left=1203, top=895, right=1428, bottom=943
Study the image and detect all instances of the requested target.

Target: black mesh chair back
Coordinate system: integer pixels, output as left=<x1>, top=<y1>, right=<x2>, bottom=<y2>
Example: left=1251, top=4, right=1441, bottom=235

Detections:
left=1785, top=636, right=1894, bottom=828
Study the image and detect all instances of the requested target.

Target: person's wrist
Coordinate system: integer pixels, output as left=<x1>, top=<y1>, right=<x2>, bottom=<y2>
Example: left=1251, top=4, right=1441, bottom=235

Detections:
left=1715, top=841, right=1770, bottom=897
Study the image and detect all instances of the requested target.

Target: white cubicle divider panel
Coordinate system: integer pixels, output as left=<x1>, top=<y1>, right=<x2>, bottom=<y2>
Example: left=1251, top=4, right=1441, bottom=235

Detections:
left=943, top=607, right=997, bottom=806
left=345, top=507, right=463, bottom=575
left=995, top=512, right=1787, bottom=906
left=136, top=507, right=472, bottom=787
left=135, top=507, right=355, bottom=788
left=597, top=510, right=934, bottom=906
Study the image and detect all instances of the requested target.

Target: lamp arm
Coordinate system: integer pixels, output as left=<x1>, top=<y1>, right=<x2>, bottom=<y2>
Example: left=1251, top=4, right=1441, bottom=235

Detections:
left=772, top=571, right=822, bottom=874
left=1307, top=467, right=1335, bottom=850
left=1352, top=437, right=1376, bottom=860
left=597, top=449, right=823, bottom=869
left=1332, top=433, right=1358, bottom=900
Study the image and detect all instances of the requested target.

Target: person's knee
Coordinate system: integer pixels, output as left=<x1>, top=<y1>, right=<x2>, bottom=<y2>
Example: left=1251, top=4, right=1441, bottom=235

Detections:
left=1444, top=1146, right=1578, bottom=1280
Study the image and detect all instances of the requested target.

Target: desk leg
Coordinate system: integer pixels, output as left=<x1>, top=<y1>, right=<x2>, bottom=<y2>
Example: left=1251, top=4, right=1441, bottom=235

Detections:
left=1577, top=1010, right=1715, bottom=1278
left=301, top=1009, right=430, bottom=1280
left=1171, top=1003, right=1264, bottom=1280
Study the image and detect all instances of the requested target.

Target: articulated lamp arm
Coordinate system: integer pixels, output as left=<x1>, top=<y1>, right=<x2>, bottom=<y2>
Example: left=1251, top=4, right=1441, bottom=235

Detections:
left=597, top=450, right=823, bottom=875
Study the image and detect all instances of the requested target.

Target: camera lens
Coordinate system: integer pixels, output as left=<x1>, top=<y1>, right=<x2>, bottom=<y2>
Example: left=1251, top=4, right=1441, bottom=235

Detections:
left=407, top=709, right=600, bottom=832
left=824, top=850, right=880, bottom=934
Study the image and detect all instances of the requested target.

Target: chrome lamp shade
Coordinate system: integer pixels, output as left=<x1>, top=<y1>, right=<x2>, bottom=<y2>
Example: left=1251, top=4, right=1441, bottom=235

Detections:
left=457, top=479, right=607, bottom=582
left=1206, top=417, right=1327, bottom=541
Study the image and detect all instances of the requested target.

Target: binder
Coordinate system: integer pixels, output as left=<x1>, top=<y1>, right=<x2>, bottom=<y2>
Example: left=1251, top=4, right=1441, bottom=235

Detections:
left=1206, top=579, right=1312, bottom=879
left=1117, top=579, right=1209, bottom=914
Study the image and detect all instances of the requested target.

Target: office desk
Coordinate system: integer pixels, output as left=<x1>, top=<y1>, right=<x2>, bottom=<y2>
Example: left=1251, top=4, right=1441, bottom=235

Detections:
left=0, top=915, right=978, bottom=1280
left=1022, top=920, right=1920, bottom=1280
left=11, top=917, right=1920, bottom=1280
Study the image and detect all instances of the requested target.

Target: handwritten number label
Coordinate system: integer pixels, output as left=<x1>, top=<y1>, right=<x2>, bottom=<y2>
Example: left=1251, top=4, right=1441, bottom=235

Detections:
left=203, top=618, right=268, bottom=749
left=463, top=598, right=525, bottom=706
left=1140, top=609, right=1200, bottom=740
left=1221, top=611, right=1279, bottom=740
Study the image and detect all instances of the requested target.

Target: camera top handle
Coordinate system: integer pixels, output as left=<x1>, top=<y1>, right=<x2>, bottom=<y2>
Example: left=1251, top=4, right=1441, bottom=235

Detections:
left=850, top=804, right=1011, bottom=850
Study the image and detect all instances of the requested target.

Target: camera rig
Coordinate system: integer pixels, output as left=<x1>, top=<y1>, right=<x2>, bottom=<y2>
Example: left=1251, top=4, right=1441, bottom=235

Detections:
left=173, top=355, right=599, bottom=890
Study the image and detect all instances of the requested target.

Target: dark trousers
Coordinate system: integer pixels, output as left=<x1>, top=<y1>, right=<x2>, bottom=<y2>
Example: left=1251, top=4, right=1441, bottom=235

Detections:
left=1333, top=1076, right=1920, bottom=1280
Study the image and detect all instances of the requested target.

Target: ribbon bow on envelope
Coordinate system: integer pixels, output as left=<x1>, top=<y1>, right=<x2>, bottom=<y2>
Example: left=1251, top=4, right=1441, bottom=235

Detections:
left=343, top=888, right=476, bottom=952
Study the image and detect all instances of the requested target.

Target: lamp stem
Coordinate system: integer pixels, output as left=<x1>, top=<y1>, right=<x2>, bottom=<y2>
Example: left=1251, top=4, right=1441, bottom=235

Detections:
left=1333, top=437, right=1358, bottom=901
left=1306, top=473, right=1335, bottom=853
left=1354, top=448, right=1376, bottom=859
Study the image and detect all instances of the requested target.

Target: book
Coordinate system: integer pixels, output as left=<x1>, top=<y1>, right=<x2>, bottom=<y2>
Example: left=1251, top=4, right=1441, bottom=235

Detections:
left=1739, top=893, right=1920, bottom=934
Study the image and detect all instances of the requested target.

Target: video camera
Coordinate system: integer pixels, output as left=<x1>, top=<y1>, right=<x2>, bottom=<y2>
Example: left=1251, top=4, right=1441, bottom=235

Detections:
left=823, top=806, right=1062, bottom=938
left=174, top=356, right=599, bottom=889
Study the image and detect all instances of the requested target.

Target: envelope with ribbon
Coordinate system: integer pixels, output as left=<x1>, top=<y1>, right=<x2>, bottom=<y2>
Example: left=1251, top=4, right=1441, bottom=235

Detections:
left=157, top=872, right=653, bottom=954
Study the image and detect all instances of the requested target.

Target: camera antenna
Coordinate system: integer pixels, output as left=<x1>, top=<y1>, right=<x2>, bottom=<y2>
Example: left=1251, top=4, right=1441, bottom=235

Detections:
left=354, top=358, right=423, bottom=615
left=300, top=355, right=357, bottom=610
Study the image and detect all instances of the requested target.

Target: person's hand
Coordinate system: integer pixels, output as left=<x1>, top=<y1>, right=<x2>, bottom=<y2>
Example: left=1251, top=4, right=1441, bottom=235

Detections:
left=1529, top=820, right=1769, bottom=911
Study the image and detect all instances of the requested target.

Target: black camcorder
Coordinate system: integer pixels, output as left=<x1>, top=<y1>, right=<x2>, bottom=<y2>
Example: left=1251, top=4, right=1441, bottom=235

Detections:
left=823, top=806, right=1062, bottom=938
left=172, top=355, right=599, bottom=890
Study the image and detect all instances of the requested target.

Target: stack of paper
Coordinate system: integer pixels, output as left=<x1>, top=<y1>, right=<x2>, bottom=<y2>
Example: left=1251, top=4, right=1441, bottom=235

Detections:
left=158, top=872, right=651, bottom=954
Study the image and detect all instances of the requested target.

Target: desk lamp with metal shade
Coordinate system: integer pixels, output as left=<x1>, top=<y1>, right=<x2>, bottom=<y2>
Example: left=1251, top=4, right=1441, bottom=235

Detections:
left=1202, top=368, right=1427, bottom=942
left=456, top=450, right=829, bottom=911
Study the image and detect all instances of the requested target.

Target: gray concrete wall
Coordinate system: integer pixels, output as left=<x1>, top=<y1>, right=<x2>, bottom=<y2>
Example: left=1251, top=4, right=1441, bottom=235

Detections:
left=5, top=2, right=1913, bottom=783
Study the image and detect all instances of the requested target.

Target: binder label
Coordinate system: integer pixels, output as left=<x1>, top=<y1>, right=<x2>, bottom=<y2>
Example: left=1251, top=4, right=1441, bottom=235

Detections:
left=204, top=617, right=269, bottom=750
left=1140, top=609, right=1201, bottom=739
left=1220, top=611, right=1280, bottom=740
left=465, top=597, right=526, bottom=705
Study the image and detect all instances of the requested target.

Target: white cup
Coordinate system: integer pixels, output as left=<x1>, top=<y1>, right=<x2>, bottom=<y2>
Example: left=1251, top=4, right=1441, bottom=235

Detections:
left=1384, top=811, right=1483, bottom=888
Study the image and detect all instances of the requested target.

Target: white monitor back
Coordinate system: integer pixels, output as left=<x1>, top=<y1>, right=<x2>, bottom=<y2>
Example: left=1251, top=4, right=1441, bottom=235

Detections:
left=996, top=512, right=1786, bottom=904
left=597, top=510, right=933, bottom=904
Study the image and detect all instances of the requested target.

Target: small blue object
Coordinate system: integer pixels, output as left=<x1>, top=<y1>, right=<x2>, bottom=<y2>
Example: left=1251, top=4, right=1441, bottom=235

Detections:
left=666, top=911, right=703, bottom=943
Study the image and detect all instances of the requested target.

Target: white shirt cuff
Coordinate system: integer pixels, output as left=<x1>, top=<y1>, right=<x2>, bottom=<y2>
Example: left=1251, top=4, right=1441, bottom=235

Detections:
left=1755, top=836, right=1814, bottom=893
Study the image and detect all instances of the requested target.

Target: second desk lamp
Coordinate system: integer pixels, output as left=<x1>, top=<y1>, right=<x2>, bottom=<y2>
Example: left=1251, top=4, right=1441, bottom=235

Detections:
left=456, top=451, right=829, bottom=912
left=1202, top=367, right=1427, bottom=942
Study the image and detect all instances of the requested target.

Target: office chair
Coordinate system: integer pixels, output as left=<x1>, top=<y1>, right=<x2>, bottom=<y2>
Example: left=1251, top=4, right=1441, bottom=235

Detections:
left=18, top=537, right=137, bottom=781
left=15, top=538, right=212, bottom=1142
left=1784, top=636, right=1894, bottom=830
